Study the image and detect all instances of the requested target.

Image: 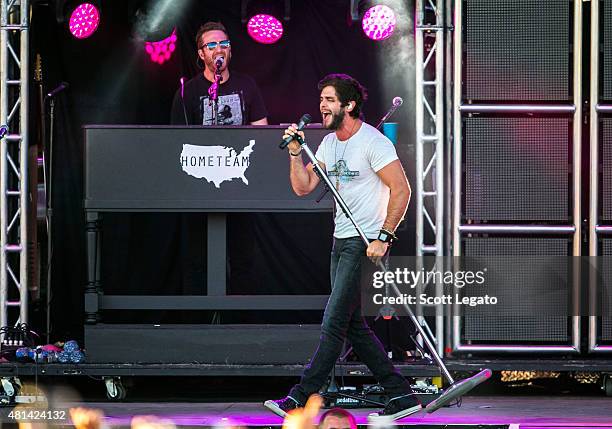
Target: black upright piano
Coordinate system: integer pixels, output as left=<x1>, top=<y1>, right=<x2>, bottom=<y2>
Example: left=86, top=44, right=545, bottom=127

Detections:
left=83, top=125, right=333, bottom=364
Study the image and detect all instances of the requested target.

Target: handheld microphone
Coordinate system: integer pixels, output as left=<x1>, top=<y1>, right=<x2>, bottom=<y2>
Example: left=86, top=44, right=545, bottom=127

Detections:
left=279, top=114, right=312, bottom=149
left=0, top=124, right=8, bottom=138
left=215, top=57, right=224, bottom=70
left=180, top=77, right=188, bottom=125
left=46, top=82, right=69, bottom=99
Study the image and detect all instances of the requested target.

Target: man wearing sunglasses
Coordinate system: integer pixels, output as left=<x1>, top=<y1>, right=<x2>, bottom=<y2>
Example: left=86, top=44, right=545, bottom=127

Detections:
left=171, top=21, right=268, bottom=126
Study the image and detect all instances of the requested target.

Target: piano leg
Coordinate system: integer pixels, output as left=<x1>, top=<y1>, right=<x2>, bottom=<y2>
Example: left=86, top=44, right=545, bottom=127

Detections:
left=207, top=213, right=227, bottom=296
left=85, top=211, right=101, bottom=324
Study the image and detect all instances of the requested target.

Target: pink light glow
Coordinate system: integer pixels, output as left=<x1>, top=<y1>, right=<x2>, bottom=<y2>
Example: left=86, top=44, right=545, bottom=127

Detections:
left=145, top=29, right=177, bottom=65
left=69, top=3, right=100, bottom=39
left=247, top=14, right=283, bottom=44
left=362, top=5, right=396, bottom=41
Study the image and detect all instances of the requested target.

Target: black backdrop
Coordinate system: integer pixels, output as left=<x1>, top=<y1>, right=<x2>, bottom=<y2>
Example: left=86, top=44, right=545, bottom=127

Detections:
left=29, top=0, right=417, bottom=341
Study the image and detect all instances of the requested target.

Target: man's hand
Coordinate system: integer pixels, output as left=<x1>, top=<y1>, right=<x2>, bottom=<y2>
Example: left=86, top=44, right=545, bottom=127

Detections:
left=283, top=123, right=305, bottom=155
left=366, top=240, right=389, bottom=264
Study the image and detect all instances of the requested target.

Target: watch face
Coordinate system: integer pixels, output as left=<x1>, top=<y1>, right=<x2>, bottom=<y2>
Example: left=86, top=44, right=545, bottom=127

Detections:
left=378, top=231, right=391, bottom=243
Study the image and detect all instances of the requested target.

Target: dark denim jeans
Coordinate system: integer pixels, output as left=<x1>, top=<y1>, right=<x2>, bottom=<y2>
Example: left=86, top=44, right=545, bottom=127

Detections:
left=289, top=237, right=412, bottom=403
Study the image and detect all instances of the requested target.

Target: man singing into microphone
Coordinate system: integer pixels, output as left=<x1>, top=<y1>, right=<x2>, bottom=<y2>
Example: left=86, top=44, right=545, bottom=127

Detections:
left=168, top=22, right=268, bottom=307
left=264, top=74, right=421, bottom=420
left=170, top=21, right=268, bottom=125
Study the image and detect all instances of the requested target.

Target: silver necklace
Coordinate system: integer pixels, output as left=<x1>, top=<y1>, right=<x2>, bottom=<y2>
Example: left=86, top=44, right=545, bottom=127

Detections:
left=334, top=122, right=358, bottom=190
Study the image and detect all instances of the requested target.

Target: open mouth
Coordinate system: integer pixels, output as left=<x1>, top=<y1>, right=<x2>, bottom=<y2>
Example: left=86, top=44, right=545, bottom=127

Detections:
left=321, top=112, right=331, bottom=121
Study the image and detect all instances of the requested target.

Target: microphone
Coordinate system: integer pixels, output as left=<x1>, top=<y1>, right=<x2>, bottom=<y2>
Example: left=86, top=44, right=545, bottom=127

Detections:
left=215, top=57, right=224, bottom=70
left=375, top=96, right=404, bottom=130
left=0, top=124, right=8, bottom=138
left=279, top=114, right=312, bottom=149
left=180, top=77, right=189, bottom=125
left=46, top=81, right=69, bottom=99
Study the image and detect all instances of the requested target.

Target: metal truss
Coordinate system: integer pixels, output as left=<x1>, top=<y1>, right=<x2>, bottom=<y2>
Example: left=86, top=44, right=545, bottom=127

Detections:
left=0, top=0, right=30, bottom=333
left=415, top=0, right=447, bottom=357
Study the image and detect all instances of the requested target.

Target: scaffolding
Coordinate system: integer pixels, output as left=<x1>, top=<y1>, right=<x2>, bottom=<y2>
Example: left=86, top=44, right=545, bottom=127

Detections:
left=0, top=0, right=30, bottom=334
left=414, top=0, right=448, bottom=357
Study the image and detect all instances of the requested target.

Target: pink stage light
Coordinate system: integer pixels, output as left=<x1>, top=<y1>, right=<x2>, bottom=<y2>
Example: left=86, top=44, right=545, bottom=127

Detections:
left=145, top=29, right=177, bottom=65
left=362, top=5, right=396, bottom=41
left=69, top=3, right=100, bottom=39
left=247, top=14, right=283, bottom=44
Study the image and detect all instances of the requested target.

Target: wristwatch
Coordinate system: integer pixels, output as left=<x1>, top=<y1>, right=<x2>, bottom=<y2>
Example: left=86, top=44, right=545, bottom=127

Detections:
left=377, top=228, right=397, bottom=244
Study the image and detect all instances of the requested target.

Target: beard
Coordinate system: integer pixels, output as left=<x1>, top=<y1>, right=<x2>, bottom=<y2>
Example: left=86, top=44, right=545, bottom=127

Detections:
left=325, top=108, right=345, bottom=130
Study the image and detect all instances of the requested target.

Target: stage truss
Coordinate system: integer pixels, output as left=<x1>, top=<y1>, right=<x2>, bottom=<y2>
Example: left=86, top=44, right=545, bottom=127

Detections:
left=0, top=0, right=30, bottom=333
left=414, top=0, right=449, bottom=357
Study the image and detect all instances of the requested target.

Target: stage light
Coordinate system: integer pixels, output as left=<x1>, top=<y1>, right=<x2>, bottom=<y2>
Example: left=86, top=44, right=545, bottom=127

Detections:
left=145, top=28, right=177, bottom=65
left=247, top=14, right=284, bottom=44
left=68, top=3, right=100, bottom=39
left=362, top=4, right=396, bottom=41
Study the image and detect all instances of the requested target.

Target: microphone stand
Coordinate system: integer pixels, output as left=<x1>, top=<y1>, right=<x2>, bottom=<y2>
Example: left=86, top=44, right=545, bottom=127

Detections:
left=208, top=66, right=222, bottom=126
left=374, top=102, right=402, bottom=130
left=293, top=138, right=492, bottom=413
left=43, top=96, right=56, bottom=343
left=180, top=78, right=189, bottom=125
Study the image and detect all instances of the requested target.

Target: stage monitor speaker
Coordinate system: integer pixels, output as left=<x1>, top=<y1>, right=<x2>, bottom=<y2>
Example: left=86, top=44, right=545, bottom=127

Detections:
left=603, top=0, right=612, bottom=101
left=463, top=0, right=572, bottom=102
left=601, top=118, right=612, bottom=222
left=460, top=236, right=571, bottom=344
left=463, top=116, right=571, bottom=223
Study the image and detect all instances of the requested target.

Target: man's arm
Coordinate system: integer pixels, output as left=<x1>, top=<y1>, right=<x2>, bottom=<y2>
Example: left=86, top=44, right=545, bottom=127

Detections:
left=170, top=90, right=189, bottom=125
left=377, top=159, right=411, bottom=232
left=285, top=125, right=322, bottom=196
left=250, top=117, right=268, bottom=125
left=290, top=154, right=323, bottom=196
left=366, top=159, right=411, bottom=262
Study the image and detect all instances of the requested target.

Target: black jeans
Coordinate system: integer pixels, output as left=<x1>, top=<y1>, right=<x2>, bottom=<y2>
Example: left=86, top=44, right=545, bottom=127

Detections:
left=289, top=237, right=412, bottom=403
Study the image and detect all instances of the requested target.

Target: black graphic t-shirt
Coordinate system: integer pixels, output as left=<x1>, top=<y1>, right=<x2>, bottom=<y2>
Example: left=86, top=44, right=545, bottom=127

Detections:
left=170, top=72, right=267, bottom=125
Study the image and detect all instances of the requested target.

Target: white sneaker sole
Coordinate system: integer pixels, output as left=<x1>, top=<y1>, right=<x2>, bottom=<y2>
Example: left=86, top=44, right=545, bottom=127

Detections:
left=263, top=400, right=288, bottom=418
left=368, top=404, right=422, bottom=422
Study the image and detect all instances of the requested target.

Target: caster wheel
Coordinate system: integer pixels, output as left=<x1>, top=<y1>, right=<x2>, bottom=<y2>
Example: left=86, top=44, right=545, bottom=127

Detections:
left=104, top=377, right=127, bottom=401
left=604, top=374, right=612, bottom=397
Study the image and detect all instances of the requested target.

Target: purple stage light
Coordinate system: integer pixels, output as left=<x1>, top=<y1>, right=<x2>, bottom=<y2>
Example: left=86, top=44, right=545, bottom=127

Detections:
left=247, top=14, right=283, bottom=44
left=145, top=29, right=177, bottom=65
left=69, top=3, right=100, bottom=39
left=362, top=5, right=396, bottom=41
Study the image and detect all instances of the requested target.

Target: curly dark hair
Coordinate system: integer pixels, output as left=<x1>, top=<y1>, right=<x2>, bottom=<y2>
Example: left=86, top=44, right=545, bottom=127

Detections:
left=195, top=22, right=228, bottom=49
left=317, top=73, right=368, bottom=119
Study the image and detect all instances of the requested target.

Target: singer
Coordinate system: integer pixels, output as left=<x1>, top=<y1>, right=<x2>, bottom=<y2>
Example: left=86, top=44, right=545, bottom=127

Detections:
left=265, top=74, right=420, bottom=420
left=170, top=21, right=268, bottom=126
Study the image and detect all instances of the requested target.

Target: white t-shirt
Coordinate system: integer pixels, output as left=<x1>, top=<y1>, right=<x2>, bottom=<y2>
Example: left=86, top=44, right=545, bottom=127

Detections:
left=315, top=122, right=399, bottom=239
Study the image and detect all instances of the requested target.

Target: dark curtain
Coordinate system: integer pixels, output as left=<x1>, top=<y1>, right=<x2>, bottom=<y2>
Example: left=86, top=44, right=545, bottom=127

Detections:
left=30, top=0, right=417, bottom=341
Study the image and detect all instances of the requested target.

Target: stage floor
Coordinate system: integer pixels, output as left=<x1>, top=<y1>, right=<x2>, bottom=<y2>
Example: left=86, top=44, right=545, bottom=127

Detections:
left=66, top=396, right=612, bottom=427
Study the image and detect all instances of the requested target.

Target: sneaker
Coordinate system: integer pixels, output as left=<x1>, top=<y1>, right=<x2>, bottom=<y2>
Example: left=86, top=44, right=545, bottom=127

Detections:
left=263, top=396, right=301, bottom=418
left=368, top=393, right=422, bottom=421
